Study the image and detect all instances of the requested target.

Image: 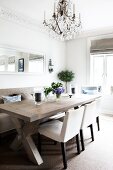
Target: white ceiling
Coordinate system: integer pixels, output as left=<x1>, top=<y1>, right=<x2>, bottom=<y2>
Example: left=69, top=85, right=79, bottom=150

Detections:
left=0, top=0, right=113, bottom=32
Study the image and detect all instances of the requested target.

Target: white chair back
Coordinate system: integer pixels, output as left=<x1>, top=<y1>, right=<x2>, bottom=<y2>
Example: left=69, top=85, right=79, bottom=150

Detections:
left=61, top=106, right=84, bottom=142
left=81, top=101, right=97, bottom=129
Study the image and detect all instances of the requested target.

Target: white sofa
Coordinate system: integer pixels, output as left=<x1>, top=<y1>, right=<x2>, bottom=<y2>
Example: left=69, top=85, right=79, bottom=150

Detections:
left=0, top=87, right=34, bottom=134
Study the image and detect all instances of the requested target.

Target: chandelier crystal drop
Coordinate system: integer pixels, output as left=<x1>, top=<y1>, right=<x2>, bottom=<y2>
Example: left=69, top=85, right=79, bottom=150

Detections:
left=43, top=0, right=82, bottom=41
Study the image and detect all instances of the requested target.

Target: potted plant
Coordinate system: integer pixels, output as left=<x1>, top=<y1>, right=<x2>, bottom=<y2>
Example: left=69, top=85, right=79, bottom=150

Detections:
left=51, top=82, right=64, bottom=99
left=57, top=70, right=75, bottom=93
left=44, top=82, right=64, bottom=100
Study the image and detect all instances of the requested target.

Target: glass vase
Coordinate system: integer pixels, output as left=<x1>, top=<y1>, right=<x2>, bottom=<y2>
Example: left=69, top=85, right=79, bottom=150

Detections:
left=44, top=95, right=49, bottom=102
left=56, top=94, right=61, bottom=101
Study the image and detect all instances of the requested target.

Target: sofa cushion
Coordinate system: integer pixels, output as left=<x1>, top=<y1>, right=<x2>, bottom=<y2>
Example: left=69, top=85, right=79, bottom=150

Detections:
left=2, top=95, right=21, bottom=103
left=8, top=93, right=33, bottom=100
left=21, top=93, right=33, bottom=100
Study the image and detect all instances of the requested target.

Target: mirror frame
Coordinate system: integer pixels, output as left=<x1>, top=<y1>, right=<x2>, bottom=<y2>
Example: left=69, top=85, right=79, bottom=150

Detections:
left=0, top=45, right=46, bottom=75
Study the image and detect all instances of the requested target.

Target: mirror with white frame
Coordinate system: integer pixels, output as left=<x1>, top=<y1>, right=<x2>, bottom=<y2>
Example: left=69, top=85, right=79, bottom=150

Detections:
left=0, top=46, right=45, bottom=74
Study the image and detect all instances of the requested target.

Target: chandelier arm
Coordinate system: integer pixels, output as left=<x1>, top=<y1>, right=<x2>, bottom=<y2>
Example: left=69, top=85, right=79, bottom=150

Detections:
left=54, top=18, right=62, bottom=34
left=44, top=20, right=62, bottom=35
left=51, top=24, right=61, bottom=35
left=64, top=13, right=73, bottom=18
left=63, top=12, right=76, bottom=22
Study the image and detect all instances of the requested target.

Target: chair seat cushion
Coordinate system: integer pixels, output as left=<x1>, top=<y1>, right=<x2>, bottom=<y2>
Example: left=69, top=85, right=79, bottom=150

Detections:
left=21, top=93, right=33, bottom=100
left=38, top=120, right=63, bottom=142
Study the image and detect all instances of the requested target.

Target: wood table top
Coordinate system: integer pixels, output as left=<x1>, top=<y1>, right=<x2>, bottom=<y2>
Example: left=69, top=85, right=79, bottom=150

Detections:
left=0, top=94, right=101, bottom=122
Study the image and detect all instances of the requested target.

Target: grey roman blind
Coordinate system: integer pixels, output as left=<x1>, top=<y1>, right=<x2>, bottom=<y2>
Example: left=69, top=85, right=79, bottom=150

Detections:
left=90, top=38, right=113, bottom=54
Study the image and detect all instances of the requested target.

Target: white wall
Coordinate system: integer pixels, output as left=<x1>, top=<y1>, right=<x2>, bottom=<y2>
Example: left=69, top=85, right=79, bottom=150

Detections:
left=66, top=38, right=88, bottom=93
left=0, top=19, right=66, bottom=88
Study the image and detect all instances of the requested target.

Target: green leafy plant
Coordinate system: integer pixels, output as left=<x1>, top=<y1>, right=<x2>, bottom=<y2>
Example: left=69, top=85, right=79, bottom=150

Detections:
left=51, top=82, right=63, bottom=89
left=44, top=87, right=52, bottom=97
left=57, top=70, right=75, bottom=93
left=44, top=82, right=64, bottom=98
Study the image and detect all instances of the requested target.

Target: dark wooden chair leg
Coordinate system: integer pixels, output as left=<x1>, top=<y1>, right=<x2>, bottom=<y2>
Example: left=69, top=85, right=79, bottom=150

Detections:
left=96, top=116, right=100, bottom=131
left=80, top=129, right=85, bottom=151
left=61, top=142, right=67, bottom=169
left=38, top=133, right=41, bottom=154
left=76, top=134, right=81, bottom=154
left=89, top=124, right=94, bottom=141
left=54, top=141, right=57, bottom=145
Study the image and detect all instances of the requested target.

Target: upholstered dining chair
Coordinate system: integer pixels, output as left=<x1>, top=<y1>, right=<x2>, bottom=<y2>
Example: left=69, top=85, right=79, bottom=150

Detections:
left=80, top=100, right=100, bottom=151
left=38, top=106, right=84, bottom=169
left=95, top=98, right=101, bottom=131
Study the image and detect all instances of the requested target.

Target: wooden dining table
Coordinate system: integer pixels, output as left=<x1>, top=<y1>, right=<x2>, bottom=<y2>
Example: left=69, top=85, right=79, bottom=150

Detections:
left=0, top=94, right=101, bottom=165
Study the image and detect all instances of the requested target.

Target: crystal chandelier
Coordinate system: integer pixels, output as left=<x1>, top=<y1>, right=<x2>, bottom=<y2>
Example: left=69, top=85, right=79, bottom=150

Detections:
left=43, top=0, right=81, bottom=41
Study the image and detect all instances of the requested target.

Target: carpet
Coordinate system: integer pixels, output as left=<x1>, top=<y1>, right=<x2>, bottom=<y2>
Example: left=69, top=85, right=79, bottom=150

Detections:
left=0, top=115, right=113, bottom=170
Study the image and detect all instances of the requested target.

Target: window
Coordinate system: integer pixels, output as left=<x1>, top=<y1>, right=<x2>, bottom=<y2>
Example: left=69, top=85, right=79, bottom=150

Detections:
left=90, top=53, right=113, bottom=94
